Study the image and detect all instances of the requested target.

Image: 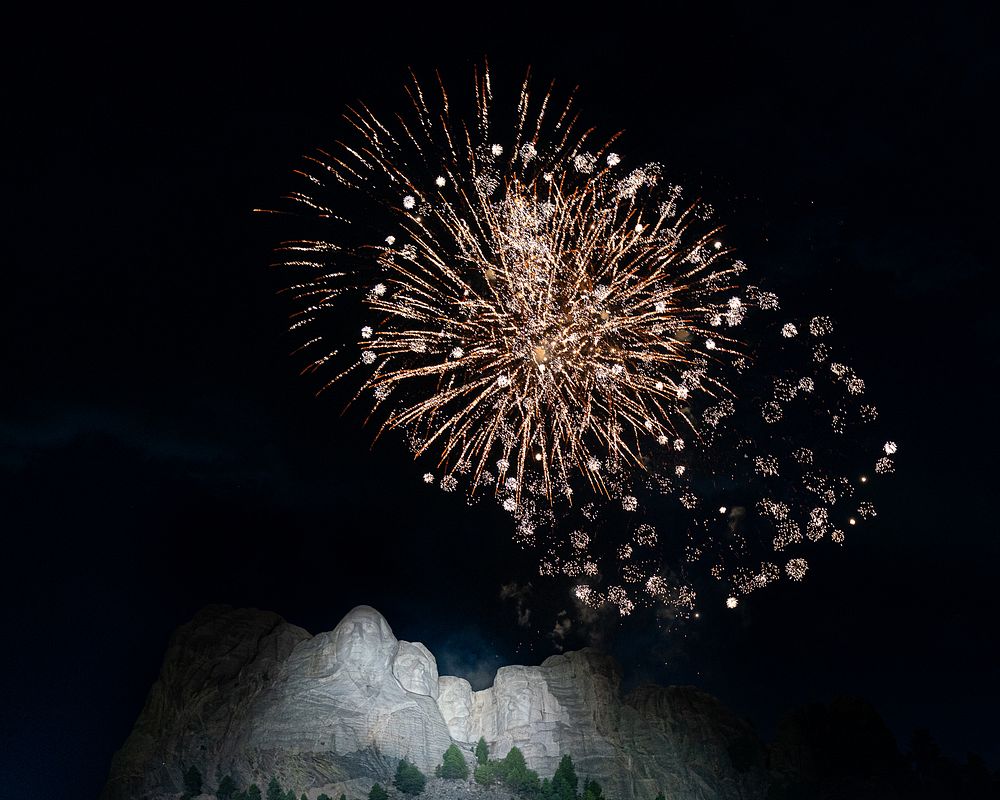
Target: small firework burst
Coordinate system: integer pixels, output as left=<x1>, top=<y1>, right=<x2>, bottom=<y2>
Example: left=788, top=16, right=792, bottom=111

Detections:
left=785, top=558, right=809, bottom=581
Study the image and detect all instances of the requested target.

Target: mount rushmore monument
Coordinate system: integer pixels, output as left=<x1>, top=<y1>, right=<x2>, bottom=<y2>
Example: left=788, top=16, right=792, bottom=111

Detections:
left=103, top=605, right=907, bottom=800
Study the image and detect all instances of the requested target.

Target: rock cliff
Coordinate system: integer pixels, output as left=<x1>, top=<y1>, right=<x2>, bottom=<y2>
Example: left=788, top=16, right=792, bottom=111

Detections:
left=104, top=605, right=767, bottom=800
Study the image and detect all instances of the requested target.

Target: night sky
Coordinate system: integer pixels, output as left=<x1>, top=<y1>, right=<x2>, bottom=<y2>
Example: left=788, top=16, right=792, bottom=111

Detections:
left=2, top=6, right=998, bottom=798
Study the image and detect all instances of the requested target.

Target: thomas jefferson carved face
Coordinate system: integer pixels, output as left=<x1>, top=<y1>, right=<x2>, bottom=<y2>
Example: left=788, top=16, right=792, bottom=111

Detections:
left=392, top=641, right=438, bottom=698
left=332, top=606, right=398, bottom=688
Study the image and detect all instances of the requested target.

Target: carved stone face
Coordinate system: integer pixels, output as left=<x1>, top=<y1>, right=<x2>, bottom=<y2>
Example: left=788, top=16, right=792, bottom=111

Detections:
left=392, top=641, right=439, bottom=698
left=437, top=677, right=473, bottom=740
left=332, top=606, right=398, bottom=688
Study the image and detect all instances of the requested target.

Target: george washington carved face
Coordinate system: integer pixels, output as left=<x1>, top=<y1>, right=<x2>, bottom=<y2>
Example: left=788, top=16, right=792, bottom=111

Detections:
left=332, top=605, right=398, bottom=689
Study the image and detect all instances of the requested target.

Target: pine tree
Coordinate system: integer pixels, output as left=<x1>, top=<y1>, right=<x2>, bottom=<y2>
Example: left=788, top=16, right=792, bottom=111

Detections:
left=552, top=755, right=578, bottom=800
left=582, top=779, right=604, bottom=800
left=246, top=785, right=262, bottom=800
left=267, top=778, right=284, bottom=800
left=183, top=765, right=203, bottom=797
left=503, top=746, right=528, bottom=774
left=394, top=758, right=427, bottom=795
left=317, top=795, right=333, bottom=800
left=217, top=775, right=238, bottom=800
left=654, top=793, right=665, bottom=800
left=439, top=743, right=470, bottom=779
left=474, top=761, right=502, bottom=786
left=475, top=737, right=490, bottom=766
left=500, top=747, right=540, bottom=795
left=369, top=783, right=388, bottom=800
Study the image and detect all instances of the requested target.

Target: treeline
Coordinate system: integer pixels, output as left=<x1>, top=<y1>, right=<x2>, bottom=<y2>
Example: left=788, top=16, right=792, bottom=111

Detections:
left=371, top=741, right=611, bottom=800
left=178, top=727, right=1000, bottom=800
left=179, top=768, right=350, bottom=800
left=177, top=740, right=629, bottom=800
left=472, top=739, right=607, bottom=800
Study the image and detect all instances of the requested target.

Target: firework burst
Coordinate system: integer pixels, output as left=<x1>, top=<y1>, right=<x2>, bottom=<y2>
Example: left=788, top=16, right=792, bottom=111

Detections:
left=264, top=66, right=893, bottom=618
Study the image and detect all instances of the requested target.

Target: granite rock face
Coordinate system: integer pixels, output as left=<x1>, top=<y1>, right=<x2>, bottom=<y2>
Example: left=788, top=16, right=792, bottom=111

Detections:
left=622, top=685, right=768, bottom=800
left=231, top=605, right=453, bottom=782
left=438, top=650, right=767, bottom=800
left=104, top=606, right=452, bottom=800
left=105, top=605, right=767, bottom=800
left=103, top=605, right=312, bottom=800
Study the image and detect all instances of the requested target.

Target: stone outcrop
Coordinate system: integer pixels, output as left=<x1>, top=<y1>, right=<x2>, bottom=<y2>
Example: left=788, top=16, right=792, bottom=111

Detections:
left=103, top=605, right=312, bottom=800
left=436, top=650, right=766, bottom=800
left=104, top=605, right=768, bottom=800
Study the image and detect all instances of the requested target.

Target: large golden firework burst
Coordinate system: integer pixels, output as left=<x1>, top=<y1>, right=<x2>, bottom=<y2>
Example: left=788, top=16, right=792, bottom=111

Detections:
left=267, top=66, right=893, bottom=617
left=279, top=67, right=744, bottom=504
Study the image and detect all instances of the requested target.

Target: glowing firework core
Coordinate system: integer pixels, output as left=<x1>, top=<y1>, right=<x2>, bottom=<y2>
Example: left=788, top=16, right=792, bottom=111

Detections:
left=362, top=174, right=739, bottom=502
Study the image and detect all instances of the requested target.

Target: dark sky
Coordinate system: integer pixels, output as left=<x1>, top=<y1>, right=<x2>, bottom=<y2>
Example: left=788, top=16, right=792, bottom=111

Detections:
left=2, top=5, right=998, bottom=798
